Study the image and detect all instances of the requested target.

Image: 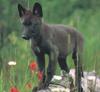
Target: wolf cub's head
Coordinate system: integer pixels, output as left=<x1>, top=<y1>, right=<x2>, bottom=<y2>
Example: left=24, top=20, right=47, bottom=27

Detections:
left=18, top=2, right=43, bottom=40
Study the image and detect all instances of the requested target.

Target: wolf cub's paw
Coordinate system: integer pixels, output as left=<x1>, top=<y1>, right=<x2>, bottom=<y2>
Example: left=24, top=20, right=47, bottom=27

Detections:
left=32, top=87, right=38, bottom=92
left=38, top=83, right=49, bottom=90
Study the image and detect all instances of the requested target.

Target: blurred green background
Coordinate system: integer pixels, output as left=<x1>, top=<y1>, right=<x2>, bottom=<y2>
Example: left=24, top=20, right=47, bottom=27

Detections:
left=0, top=0, right=100, bottom=91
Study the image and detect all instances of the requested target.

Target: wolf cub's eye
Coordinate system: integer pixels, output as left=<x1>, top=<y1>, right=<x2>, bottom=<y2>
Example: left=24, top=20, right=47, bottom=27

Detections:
left=23, top=21, right=32, bottom=26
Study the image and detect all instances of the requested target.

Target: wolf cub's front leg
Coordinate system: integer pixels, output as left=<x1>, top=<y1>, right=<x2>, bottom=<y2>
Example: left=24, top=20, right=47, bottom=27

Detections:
left=32, top=48, right=46, bottom=91
left=43, top=47, right=58, bottom=88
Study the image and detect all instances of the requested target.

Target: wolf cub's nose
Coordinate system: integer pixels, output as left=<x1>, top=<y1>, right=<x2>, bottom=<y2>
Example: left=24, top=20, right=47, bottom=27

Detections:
left=22, top=35, right=29, bottom=40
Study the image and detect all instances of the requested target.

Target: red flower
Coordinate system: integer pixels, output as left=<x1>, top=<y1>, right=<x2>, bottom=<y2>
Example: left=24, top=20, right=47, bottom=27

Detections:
left=10, top=87, right=19, bottom=92
left=29, top=61, right=37, bottom=72
left=38, top=71, right=43, bottom=81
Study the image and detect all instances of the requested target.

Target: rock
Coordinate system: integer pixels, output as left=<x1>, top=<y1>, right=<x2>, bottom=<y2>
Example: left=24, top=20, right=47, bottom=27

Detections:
left=36, top=69, right=100, bottom=92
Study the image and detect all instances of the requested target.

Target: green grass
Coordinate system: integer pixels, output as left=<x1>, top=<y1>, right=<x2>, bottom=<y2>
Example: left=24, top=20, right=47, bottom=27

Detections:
left=0, top=10, right=100, bottom=92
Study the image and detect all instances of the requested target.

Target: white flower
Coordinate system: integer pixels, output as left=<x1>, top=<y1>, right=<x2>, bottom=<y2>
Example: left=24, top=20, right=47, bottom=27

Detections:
left=52, top=75, right=62, bottom=81
left=8, top=61, right=16, bottom=66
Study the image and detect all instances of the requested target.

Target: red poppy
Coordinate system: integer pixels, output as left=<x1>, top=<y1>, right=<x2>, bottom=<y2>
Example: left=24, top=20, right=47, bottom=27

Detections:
left=26, top=82, right=32, bottom=89
left=29, top=61, right=37, bottom=72
left=10, top=87, right=19, bottom=92
left=38, top=71, right=43, bottom=81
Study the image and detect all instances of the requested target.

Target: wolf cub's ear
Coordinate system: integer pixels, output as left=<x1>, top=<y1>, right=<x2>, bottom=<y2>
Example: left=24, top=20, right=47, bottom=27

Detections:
left=33, top=2, right=43, bottom=17
left=18, top=4, right=26, bottom=17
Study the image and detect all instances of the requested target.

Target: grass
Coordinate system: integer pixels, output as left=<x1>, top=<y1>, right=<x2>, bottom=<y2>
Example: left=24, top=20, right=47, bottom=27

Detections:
left=0, top=10, right=100, bottom=92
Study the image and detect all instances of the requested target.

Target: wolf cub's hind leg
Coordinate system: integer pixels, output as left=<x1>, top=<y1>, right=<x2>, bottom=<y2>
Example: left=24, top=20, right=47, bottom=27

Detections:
left=72, top=50, right=83, bottom=92
left=58, top=55, right=69, bottom=73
